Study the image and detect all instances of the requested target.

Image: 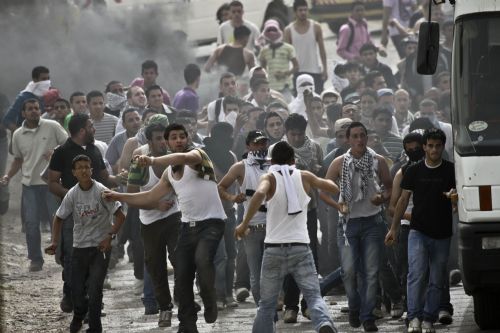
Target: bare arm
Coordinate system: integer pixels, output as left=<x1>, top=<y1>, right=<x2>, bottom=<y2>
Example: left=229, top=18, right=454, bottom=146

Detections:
left=303, top=170, right=339, bottom=195
left=283, top=26, right=292, bottom=44
left=381, top=6, right=393, bottom=47
left=315, top=23, right=328, bottom=79
left=235, top=173, right=271, bottom=238
left=119, top=138, right=138, bottom=171
left=204, top=47, right=222, bottom=73
left=103, top=175, right=172, bottom=208
left=136, top=149, right=203, bottom=168
left=388, top=169, right=410, bottom=220
left=0, top=157, right=23, bottom=185
left=48, top=169, right=68, bottom=199
left=45, top=216, right=64, bottom=254
left=385, top=189, right=411, bottom=246
left=218, top=162, right=245, bottom=203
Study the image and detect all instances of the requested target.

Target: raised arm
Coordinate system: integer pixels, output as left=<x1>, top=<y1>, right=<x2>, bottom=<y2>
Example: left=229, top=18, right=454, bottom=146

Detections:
left=303, top=170, right=339, bottom=195
left=218, top=162, right=245, bottom=203
left=136, top=149, right=203, bottom=168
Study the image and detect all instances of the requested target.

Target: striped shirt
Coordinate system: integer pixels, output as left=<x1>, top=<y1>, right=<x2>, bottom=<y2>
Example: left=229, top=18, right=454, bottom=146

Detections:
left=259, top=43, right=296, bottom=91
left=93, top=113, right=118, bottom=144
left=381, top=133, right=403, bottom=161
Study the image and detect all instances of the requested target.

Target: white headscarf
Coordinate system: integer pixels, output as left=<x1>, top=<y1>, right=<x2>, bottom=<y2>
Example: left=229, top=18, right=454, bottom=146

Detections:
left=288, top=74, right=318, bottom=120
left=22, top=80, right=51, bottom=97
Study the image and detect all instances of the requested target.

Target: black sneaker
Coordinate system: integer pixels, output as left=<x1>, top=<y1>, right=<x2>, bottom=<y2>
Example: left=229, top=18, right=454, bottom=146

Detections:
left=349, top=310, right=361, bottom=328
left=69, top=318, right=83, bottom=333
left=363, top=320, right=378, bottom=332
left=60, top=294, right=73, bottom=313
left=319, top=325, right=336, bottom=333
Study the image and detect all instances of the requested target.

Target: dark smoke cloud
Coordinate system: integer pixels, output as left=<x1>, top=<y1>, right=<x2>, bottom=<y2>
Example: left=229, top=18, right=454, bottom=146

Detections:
left=0, top=1, right=209, bottom=103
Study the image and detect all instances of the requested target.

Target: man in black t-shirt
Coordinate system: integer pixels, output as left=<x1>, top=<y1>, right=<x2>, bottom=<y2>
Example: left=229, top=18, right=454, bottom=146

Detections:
left=47, top=113, right=110, bottom=314
left=386, top=128, right=456, bottom=333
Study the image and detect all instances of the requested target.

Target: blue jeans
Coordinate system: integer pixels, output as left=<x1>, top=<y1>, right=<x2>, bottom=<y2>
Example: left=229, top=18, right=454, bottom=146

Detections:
left=22, top=184, right=58, bottom=264
left=215, top=210, right=237, bottom=300
left=337, top=213, right=384, bottom=322
left=320, top=267, right=343, bottom=296
left=175, top=219, right=224, bottom=328
left=143, top=266, right=157, bottom=308
left=72, top=247, right=110, bottom=332
left=407, top=230, right=451, bottom=323
left=243, top=226, right=266, bottom=304
left=252, top=245, right=336, bottom=333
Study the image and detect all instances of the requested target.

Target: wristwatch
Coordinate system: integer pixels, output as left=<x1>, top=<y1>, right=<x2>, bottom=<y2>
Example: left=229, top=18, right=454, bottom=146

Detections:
left=108, top=232, right=117, bottom=240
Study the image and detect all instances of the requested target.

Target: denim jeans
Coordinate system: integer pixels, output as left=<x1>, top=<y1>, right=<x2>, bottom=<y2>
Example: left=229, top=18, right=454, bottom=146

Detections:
left=320, top=267, right=343, bottom=296
left=143, top=266, right=156, bottom=308
left=175, top=219, right=224, bottom=328
left=22, top=184, right=58, bottom=264
left=243, top=226, right=266, bottom=304
left=72, top=247, right=110, bottom=332
left=234, top=203, right=250, bottom=290
left=396, top=225, right=410, bottom=302
left=284, top=209, right=319, bottom=312
left=377, top=216, right=402, bottom=304
left=60, top=214, right=74, bottom=298
left=0, top=136, right=9, bottom=215
left=252, top=245, right=336, bottom=333
left=337, top=213, right=384, bottom=322
left=215, top=210, right=237, bottom=300
left=407, top=230, right=451, bottom=323
left=126, top=207, right=144, bottom=280
left=141, top=212, right=181, bottom=311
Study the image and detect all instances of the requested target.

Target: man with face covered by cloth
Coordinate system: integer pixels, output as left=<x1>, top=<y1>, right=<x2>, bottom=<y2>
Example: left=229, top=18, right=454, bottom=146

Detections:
left=288, top=74, right=318, bottom=120
left=218, top=130, right=271, bottom=306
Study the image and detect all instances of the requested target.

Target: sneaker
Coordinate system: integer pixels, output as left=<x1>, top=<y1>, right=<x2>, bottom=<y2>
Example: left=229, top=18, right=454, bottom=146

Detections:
left=216, top=300, right=225, bottom=310
left=302, top=308, right=311, bottom=320
left=348, top=310, right=361, bottom=328
left=204, top=303, right=218, bottom=323
left=372, top=307, right=384, bottom=319
left=363, top=320, right=378, bottom=332
left=103, top=277, right=112, bottom=290
left=158, top=310, right=172, bottom=327
left=283, top=309, right=298, bottom=323
left=235, top=288, right=249, bottom=302
left=340, top=306, right=350, bottom=313
left=225, top=297, right=238, bottom=308
left=60, top=294, right=73, bottom=313
left=391, top=300, right=405, bottom=319
left=177, top=322, right=199, bottom=333
left=449, top=269, right=462, bottom=286
left=438, top=310, right=453, bottom=325
left=422, top=320, right=435, bottom=333
left=133, top=279, right=144, bottom=296
left=408, top=318, right=422, bottom=333
left=29, top=261, right=43, bottom=272
left=69, top=317, right=83, bottom=333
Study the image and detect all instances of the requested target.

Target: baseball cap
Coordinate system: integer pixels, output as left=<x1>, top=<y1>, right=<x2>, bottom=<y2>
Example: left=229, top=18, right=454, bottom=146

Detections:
left=246, top=130, right=269, bottom=145
left=377, top=88, right=394, bottom=98
left=334, top=118, right=353, bottom=133
left=343, top=93, right=361, bottom=106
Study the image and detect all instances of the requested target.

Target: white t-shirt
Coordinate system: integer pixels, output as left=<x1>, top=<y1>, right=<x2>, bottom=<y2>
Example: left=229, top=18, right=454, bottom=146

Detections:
left=207, top=97, right=237, bottom=127
left=383, top=0, right=417, bottom=36
left=217, top=19, right=260, bottom=51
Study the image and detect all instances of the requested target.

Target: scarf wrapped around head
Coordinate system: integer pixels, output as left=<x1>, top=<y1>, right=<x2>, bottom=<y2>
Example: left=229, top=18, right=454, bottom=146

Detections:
left=106, top=92, right=127, bottom=112
left=261, top=19, right=283, bottom=50
left=288, top=74, right=317, bottom=119
left=23, top=80, right=51, bottom=97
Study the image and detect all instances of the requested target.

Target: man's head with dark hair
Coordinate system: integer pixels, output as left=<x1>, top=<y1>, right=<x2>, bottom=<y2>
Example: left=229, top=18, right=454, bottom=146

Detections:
left=346, top=121, right=367, bottom=138
left=293, top=0, right=308, bottom=12
left=22, top=98, right=40, bottom=112
left=105, top=80, right=124, bottom=95
left=86, top=90, right=104, bottom=104
left=141, top=60, right=158, bottom=74
left=164, top=123, right=189, bottom=153
left=229, top=1, right=244, bottom=24
left=71, top=154, right=91, bottom=170
left=284, top=113, right=307, bottom=133
left=122, top=108, right=139, bottom=122
left=422, top=128, right=446, bottom=145
left=364, top=71, right=386, bottom=90
left=403, top=132, right=423, bottom=149
left=351, top=1, right=366, bottom=21
left=54, top=98, right=70, bottom=109
left=229, top=0, right=243, bottom=9
left=271, top=141, right=295, bottom=165
left=216, top=3, right=231, bottom=25
left=145, top=84, right=163, bottom=99
left=360, top=43, right=379, bottom=69
left=234, top=25, right=252, bottom=42
left=145, top=123, right=166, bottom=141
left=184, top=64, right=201, bottom=85
left=68, top=113, right=90, bottom=137
left=31, top=66, right=50, bottom=81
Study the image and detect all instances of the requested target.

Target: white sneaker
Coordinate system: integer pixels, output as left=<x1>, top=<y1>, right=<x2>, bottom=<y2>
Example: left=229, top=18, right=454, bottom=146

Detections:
left=422, top=320, right=436, bottom=333
left=408, top=318, right=422, bottom=333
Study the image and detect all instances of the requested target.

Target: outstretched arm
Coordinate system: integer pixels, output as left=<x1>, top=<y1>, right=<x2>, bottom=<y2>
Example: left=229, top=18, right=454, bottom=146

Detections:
left=103, top=175, right=172, bottom=208
left=136, top=149, right=203, bottom=168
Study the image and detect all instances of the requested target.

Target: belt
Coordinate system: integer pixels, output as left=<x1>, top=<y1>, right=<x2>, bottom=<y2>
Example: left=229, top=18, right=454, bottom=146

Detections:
left=248, top=224, right=266, bottom=230
left=264, top=242, right=308, bottom=248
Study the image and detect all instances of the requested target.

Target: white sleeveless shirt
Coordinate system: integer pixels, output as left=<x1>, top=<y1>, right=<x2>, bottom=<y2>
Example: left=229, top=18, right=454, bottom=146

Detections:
left=139, top=166, right=179, bottom=225
left=166, top=165, right=226, bottom=222
left=241, top=160, right=268, bottom=225
left=290, top=20, right=321, bottom=74
left=265, top=169, right=311, bottom=244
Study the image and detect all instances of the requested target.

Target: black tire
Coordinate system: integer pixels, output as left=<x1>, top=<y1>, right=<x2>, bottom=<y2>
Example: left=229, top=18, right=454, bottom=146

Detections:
left=473, top=292, right=500, bottom=330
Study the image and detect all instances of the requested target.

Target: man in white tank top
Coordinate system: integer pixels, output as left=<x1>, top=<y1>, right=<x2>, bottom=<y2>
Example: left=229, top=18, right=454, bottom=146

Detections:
left=284, top=0, right=328, bottom=94
left=103, top=123, right=226, bottom=333
left=126, top=122, right=181, bottom=327
left=218, top=130, right=270, bottom=306
left=324, top=122, right=393, bottom=332
left=235, top=141, right=339, bottom=333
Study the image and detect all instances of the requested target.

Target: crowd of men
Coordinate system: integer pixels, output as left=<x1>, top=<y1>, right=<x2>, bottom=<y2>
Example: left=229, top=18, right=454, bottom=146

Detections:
left=0, top=0, right=459, bottom=333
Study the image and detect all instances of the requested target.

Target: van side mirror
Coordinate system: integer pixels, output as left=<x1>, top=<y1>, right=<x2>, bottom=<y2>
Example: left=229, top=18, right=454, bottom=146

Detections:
left=417, top=22, right=440, bottom=74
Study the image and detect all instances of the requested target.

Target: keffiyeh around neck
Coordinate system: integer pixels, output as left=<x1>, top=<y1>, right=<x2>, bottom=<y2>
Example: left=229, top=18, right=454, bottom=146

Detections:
left=269, top=164, right=302, bottom=215
left=246, top=150, right=270, bottom=170
left=340, top=147, right=375, bottom=205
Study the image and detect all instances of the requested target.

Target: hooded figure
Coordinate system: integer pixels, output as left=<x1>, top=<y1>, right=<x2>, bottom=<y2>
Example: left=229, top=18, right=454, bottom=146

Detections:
left=288, top=74, right=319, bottom=120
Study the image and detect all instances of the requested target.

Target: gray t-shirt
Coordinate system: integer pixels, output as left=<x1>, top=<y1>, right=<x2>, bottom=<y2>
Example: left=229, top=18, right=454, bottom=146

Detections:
left=56, top=180, right=121, bottom=248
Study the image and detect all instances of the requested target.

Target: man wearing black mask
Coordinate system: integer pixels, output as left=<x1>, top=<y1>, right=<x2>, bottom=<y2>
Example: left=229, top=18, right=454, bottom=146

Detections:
left=388, top=132, right=425, bottom=312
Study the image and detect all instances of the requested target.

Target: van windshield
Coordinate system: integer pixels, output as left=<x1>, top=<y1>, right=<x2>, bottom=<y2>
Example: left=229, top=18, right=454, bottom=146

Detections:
left=453, top=14, right=500, bottom=156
